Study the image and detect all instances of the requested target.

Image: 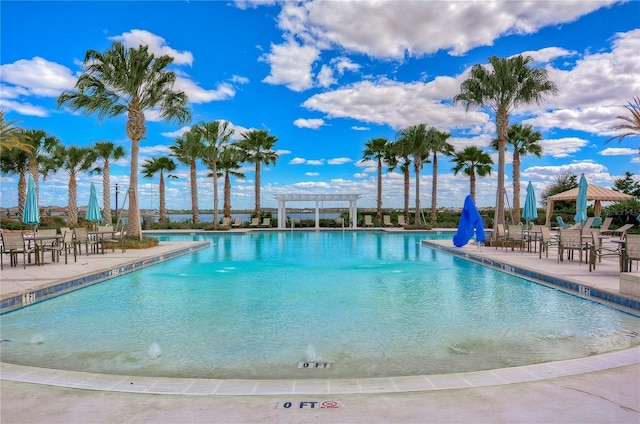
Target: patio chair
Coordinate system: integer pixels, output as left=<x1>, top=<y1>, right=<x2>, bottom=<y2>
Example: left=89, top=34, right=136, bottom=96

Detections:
left=364, top=215, right=374, bottom=227
left=587, top=229, right=621, bottom=272
left=101, top=224, right=126, bottom=253
left=383, top=215, right=393, bottom=227
left=493, top=223, right=507, bottom=249
left=557, top=229, right=588, bottom=264
left=44, top=230, right=77, bottom=264
left=1, top=232, right=36, bottom=269
left=74, top=227, right=103, bottom=255
left=397, top=216, right=407, bottom=227
left=260, top=217, right=271, bottom=228
left=538, top=226, right=556, bottom=259
left=231, top=217, right=242, bottom=228
left=622, top=234, right=640, bottom=272
left=248, top=217, right=260, bottom=227
left=506, top=224, right=527, bottom=252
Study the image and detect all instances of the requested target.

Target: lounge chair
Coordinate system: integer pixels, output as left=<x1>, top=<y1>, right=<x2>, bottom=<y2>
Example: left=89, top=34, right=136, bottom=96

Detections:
left=1, top=232, right=36, bottom=269
left=293, top=217, right=304, bottom=228
left=397, top=216, right=406, bottom=227
left=221, top=217, right=231, bottom=227
left=556, top=216, right=571, bottom=229
left=591, top=217, right=602, bottom=228
left=260, top=217, right=271, bottom=228
left=333, top=217, right=345, bottom=227
left=231, top=217, right=242, bottom=228
left=598, top=217, right=613, bottom=233
left=249, top=217, right=260, bottom=227
left=383, top=215, right=393, bottom=227
left=364, top=215, right=374, bottom=227
left=602, top=223, right=635, bottom=237
left=582, top=217, right=596, bottom=229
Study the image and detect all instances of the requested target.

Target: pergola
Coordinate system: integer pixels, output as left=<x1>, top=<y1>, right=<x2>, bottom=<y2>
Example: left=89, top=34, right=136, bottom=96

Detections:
left=544, top=184, right=633, bottom=226
left=273, top=193, right=362, bottom=229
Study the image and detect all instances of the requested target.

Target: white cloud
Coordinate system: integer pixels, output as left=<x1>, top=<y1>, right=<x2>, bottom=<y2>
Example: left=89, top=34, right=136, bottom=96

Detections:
left=538, top=137, right=589, bottom=158
left=231, top=75, right=249, bottom=84
left=305, top=172, right=319, bottom=176
left=351, top=126, right=369, bottom=131
left=289, top=157, right=306, bottom=165
left=306, top=159, right=324, bottom=166
left=599, top=147, right=637, bottom=156
left=516, top=47, right=577, bottom=63
left=293, top=118, right=325, bottom=129
left=261, top=39, right=319, bottom=92
left=109, top=29, right=194, bottom=65
left=316, top=65, right=336, bottom=88
left=161, top=126, right=191, bottom=139
left=327, top=157, right=352, bottom=165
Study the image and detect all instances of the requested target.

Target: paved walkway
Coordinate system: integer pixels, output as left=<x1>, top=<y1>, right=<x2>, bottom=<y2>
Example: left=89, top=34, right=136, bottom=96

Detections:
left=1, top=230, right=639, bottom=423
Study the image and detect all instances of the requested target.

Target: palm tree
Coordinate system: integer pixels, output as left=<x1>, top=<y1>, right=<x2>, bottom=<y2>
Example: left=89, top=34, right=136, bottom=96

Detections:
left=44, top=145, right=95, bottom=226
left=388, top=137, right=414, bottom=224
left=425, top=128, right=454, bottom=223
left=491, top=123, right=542, bottom=224
left=452, top=146, right=493, bottom=203
left=215, top=145, right=246, bottom=218
left=236, top=130, right=279, bottom=218
left=141, top=156, right=177, bottom=222
left=57, top=42, right=191, bottom=239
left=362, top=137, right=389, bottom=220
left=194, top=120, right=234, bottom=228
left=607, top=97, right=640, bottom=155
left=453, top=55, right=557, bottom=231
left=22, top=129, right=60, bottom=204
left=0, top=110, right=31, bottom=154
left=93, top=141, right=126, bottom=224
left=396, top=124, right=431, bottom=226
left=170, top=129, right=205, bottom=223
left=0, top=147, right=30, bottom=218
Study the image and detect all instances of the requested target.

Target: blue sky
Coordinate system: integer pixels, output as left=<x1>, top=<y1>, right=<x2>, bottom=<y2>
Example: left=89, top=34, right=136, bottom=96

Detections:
left=1, top=0, right=639, bottom=212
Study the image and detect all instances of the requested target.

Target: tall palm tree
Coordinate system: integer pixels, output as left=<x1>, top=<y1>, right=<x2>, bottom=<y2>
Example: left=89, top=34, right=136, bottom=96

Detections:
left=388, top=137, right=414, bottom=223
left=141, top=156, right=177, bottom=222
left=0, top=147, right=30, bottom=218
left=93, top=141, right=126, bottom=224
left=194, top=120, right=234, bottom=228
left=491, top=123, right=542, bottom=224
left=0, top=110, right=31, bottom=154
left=452, top=146, right=493, bottom=203
left=57, top=42, right=191, bottom=239
left=425, top=128, right=454, bottom=223
left=215, top=145, right=246, bottom=218
left=236, top=129, right=279, bottom=218
left=362, top=137, right=389, bottom=220
left=607, top=97, right=640, bottom=155
left=396, top=123, right=431, bottom=226
left=453, top=55, right=557, bottom=231
left=22, top=129, right=60, bottom=204
left=44, top=145, right=95, bottom=226
left=170, top=129, right=205, bottom=223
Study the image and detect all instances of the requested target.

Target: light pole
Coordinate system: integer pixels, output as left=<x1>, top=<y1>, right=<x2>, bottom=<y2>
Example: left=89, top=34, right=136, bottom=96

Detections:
left=115, top=183, right=119, bottom=221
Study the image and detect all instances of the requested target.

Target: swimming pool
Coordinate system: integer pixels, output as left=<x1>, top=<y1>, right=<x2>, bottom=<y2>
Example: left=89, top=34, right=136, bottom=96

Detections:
left=1, top=231, right=638, bottom=379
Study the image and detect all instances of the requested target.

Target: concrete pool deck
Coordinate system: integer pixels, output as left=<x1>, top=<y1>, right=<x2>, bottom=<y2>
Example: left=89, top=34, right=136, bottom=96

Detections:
left=1, top=229, right=639, bottom=423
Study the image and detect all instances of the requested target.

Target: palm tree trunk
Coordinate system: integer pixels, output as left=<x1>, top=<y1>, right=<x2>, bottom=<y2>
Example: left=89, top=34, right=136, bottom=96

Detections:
left=102, top=162, right=112, bottom=224
left=224, top=172, right=231, bottom=218
left=376, top=158, right=382, bottom=220
left=18, top=172, right=26, bottom=219
left=190, top=160, right=199, bottom=223
left=512, top=150, right=521, bottom=224
left=159, top=172, right=166, bottom=222
left=212, top=158, right=219, bottom=229
left=495, top=108, right=508, bottom=228
left=414, top=160, right=421, bottom=225
left=254, top=162, right=261, bottom=217
left=126, top=138, right=142, bottom=239
left=68, top=172, right=78, bottom=226
left=403, top=166, right=410, bottom=223
left=470, top=169, right=476, bottom=203
left=430, top=153, right=438, bottom=223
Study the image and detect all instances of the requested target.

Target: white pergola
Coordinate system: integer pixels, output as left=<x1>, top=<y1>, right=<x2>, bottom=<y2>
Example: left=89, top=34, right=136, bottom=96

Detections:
left=273, top=193, right=362, bottom=229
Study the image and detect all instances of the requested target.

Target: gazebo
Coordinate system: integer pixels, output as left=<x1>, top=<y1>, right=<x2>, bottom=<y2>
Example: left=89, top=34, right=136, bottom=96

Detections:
left=274, top=193, right=361, bottom=229
left=544, top=184, right=633, bottom=226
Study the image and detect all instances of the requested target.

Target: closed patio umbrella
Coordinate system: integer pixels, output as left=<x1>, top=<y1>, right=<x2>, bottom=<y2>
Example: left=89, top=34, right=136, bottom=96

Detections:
left=522, top=182, right=537, bottom=228
left=22, top=175, right=39, bottom=231
left=574, top=174, right=588, bottom=225
left=85, top=183, right=102, bottom=229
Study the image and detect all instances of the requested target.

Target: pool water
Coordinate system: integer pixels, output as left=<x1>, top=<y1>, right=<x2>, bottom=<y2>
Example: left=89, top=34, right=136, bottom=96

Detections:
left=1, top=231, right=638, bottom=379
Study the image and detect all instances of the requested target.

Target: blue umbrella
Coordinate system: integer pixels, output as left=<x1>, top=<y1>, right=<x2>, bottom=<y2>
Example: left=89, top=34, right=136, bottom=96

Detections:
left=22, top=175, right=40, bottom=231
left=522, top=181, right=538, bottom=227
left=574, top=174, right=588, bottom=225
left=85, top=183, right=102, bottom=226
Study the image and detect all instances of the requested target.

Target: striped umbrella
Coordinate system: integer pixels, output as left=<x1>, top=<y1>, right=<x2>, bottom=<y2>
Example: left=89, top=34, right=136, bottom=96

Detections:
left=22, top=175, right=40, bottom=231
left=85, top=183, right=102, bottom=227
left=522, top=182, right=538, bottom=228
left=574, top=174, right=588, bottom=225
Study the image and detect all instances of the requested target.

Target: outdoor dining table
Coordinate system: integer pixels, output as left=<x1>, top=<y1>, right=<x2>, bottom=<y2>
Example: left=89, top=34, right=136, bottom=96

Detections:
left=24, top=233, right=62, bottom=265
left=88, top=230, right=117, bottom=253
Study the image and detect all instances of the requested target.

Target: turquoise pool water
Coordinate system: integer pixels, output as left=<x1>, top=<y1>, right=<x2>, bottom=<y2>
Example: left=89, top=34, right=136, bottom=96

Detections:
left=1, top=231, right=639, bottom=379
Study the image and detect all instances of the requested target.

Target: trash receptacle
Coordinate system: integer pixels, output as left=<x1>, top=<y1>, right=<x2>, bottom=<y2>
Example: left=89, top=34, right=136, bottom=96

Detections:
left=142, top=216, right=152, bottom=230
